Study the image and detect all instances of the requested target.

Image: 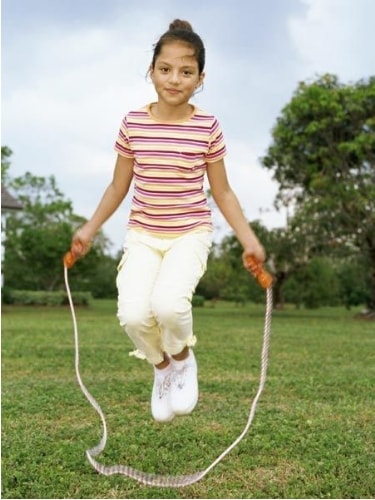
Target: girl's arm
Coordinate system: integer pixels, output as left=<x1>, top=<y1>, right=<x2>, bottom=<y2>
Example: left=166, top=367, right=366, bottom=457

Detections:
left=71, top=154, right=134, bottom=258
left=206, top=159, right=266, bottom=268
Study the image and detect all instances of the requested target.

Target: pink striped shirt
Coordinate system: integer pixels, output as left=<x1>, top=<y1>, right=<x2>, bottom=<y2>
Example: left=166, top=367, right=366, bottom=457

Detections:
left=114, top=104, right=227, bottom=236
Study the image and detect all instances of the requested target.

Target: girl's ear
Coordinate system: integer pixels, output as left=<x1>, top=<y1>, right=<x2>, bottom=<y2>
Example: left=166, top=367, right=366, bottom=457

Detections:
left=149, top=65, right=154, bottom=81
left=196, top=72, right=205, bottom=90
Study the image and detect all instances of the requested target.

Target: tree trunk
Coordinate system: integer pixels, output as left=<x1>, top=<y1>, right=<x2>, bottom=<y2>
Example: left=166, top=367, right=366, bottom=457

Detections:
left=273, top=274, right=287, bottom=309
left=356, top=234, right=375, bottom=319
left=367, top=235, right=375, bottom=317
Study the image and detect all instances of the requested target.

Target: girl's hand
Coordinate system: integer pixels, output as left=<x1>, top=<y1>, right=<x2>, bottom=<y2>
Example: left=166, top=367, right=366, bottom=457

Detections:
left=242, top=242, right=266, bottom=271
left=70, top=225, right=94, bottom=260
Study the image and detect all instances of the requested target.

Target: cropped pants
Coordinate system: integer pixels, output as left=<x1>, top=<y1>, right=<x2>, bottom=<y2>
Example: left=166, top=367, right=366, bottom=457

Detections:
left=116, top=229, right=212, bottom=365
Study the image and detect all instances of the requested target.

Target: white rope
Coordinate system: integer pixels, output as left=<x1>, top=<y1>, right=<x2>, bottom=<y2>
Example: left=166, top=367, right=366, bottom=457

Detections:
left=64, top=264, right=273, bottom=487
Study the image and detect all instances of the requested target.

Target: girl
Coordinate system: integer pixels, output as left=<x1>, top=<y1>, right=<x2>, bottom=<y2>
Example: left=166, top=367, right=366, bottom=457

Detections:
left=70, top=19, right=266, bottom=423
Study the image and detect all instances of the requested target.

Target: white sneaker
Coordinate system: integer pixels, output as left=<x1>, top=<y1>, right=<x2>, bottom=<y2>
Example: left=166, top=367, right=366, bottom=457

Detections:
left=151, top=365, right=174, bottom=422
left=170, top=349, right=198, bottom=416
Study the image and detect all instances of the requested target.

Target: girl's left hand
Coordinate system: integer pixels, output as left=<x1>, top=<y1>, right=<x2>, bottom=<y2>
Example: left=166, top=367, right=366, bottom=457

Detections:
left=242, top=243, right=266, bottom=271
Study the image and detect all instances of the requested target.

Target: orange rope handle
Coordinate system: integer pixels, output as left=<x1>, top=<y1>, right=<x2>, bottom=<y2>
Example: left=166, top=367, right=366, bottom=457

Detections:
left=63, top=241, right=84, bottom=269
left=246, top=256, right=273, bottom=289
left=63, top=250, right=77, bottom=269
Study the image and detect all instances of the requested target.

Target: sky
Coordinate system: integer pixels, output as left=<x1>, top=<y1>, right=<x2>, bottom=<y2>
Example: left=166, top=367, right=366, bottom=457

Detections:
left=2, top=0, right=375, bottom=254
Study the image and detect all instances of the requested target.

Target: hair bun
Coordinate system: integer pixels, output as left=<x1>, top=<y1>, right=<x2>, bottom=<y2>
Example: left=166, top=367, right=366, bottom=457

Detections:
left=169, top=19, right=193, bottom=32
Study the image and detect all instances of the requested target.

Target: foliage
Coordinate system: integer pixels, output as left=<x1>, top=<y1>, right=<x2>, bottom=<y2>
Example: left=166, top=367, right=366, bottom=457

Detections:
left=196, top=219, right=369, bottom=310
left=1, top=146, right=13, bottom=183
left=283, top=257, right=340, bottom=309
left=1, top=289, right=92, bottom=306
left=2, top=159, right=118, bottom=296
left=197, top=230, right=264, bottom=304
left=336, top=256, right=371, bottom=310
left=67, top=253, right=118, bottom=299
left=197, top=246, right=233, bottom=300
left=255, top=213, right=313, bottom=309
left=192, top=294, right=205, bottom=307
left=262, top=74, right=375, bottom=310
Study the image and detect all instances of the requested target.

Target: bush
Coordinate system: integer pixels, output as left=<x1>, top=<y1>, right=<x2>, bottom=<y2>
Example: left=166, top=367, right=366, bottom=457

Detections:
left=1, top=287, right=14, bottom=305
left=192, top=295, right=205, bottom=307
left=5, top=290, right=92, bottom=306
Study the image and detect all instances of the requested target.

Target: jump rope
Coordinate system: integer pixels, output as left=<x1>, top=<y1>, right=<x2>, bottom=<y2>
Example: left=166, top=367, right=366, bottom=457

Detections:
left=63, top=249, right=273, bottom=487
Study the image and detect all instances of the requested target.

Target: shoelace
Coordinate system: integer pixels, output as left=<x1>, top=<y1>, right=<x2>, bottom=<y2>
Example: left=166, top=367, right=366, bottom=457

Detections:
left=156, top=371, right=173, bottom=399
left=171, top=364, right=188, bottom=390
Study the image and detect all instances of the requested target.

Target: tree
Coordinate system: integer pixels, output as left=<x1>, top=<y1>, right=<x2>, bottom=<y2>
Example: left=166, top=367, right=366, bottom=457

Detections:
left=218, top=230, right=264, bottom=304
left=196, top=243, right=233, bottom=300
left=262, top=74, right=375, bottom=315
left=336, top=256, right=370, bottom=310
left=283, top=257, right=340, bottom=309
left=1, top=146, right=13, bottom=184
left=3, top=164, right=116, bottom=295
left=197, top=219, right=316, bottom=308
left=263, top=222, right=308, bottom=309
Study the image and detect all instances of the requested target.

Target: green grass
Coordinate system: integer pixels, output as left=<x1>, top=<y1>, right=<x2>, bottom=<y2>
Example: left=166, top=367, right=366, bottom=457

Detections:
left=2, top=299, right=374, bottom=499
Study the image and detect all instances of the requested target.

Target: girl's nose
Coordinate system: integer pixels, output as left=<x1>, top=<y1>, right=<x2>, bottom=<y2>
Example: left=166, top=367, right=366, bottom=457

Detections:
left=169, top=71, right=181, bottom=84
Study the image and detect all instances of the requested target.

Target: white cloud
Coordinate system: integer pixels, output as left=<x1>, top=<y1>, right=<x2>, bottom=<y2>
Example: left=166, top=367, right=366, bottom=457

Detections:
left=289, top=0, right=375, bottom=82
left=225, top=141, right=285, bottom=225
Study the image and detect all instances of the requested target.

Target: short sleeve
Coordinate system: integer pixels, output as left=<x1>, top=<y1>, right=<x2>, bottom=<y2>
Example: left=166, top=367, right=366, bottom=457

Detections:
left=114, top=116, right=134, bottom=158
left=206, top=118, right=227, bottom=163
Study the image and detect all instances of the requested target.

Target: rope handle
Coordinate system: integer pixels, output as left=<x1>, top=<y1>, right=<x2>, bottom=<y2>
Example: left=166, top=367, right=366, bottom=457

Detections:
left=63, top=241, right=84, bottom=269
left=245, top=255, right=273, bottom=289
left=63, top=250, right=77, bottom=269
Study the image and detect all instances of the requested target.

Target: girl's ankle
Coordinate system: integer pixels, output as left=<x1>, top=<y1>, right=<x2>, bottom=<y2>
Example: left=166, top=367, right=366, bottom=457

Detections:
left=155, top=352, right=170, bottom=370
left=172, top=346, right=190, bottom=362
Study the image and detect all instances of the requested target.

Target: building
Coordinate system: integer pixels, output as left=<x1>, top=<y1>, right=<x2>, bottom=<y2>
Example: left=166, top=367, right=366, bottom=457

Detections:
left=1, top=186, right=23, bottom=286
left=1, top=186, right=23, bottom=211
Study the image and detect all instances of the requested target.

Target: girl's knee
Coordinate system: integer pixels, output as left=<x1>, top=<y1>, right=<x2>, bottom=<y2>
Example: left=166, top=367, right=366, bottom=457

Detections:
left=117, top=305, right=151, bottom=330
left=151, top=294, right=190, bottom=326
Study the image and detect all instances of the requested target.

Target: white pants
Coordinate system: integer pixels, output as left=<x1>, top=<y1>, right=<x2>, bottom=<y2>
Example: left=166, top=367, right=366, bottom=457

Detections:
left=116, top=229, right=212, bottom=365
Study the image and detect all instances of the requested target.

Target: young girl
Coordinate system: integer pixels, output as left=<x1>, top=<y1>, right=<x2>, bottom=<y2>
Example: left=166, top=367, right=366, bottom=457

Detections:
left=70, top=19, right=265, bottom=423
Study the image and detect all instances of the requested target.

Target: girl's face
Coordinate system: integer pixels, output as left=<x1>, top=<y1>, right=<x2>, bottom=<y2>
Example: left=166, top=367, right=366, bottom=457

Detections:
left=150, top=41, right=204, bottom=107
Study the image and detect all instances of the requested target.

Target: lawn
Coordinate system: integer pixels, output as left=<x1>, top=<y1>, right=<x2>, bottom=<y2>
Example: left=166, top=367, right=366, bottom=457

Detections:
left=1, top=298, right=374, bottom=499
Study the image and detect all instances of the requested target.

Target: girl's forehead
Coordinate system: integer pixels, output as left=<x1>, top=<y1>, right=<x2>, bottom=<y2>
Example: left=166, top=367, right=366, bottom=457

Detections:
left=156, top=41, right=197, bottom=65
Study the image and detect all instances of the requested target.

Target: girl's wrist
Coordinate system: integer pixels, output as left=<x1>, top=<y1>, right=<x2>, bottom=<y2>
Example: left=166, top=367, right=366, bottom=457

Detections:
left=241, top=234, right=261, bottom=252
left=243, top=241, right=266, bottom=262
left=82, top=221, right=99, bottom=240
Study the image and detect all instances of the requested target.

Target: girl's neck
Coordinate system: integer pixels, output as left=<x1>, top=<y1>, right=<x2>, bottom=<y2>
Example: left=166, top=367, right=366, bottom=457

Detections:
left=150, top=102, right=195, bottom=122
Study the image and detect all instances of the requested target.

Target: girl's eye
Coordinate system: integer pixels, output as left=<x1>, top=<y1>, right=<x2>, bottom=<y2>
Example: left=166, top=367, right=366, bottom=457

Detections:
left=160, top=67, right=169, bottom=73
left=183, top=70, right=193, bottom=76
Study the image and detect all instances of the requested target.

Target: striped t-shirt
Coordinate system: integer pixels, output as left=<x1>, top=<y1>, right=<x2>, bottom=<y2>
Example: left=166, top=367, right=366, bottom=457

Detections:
left=114, top=103, right=227, bottom=236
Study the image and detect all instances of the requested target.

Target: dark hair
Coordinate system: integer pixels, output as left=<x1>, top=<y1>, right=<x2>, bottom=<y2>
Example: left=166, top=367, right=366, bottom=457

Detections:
left=151, top=19, right=205, bottom=74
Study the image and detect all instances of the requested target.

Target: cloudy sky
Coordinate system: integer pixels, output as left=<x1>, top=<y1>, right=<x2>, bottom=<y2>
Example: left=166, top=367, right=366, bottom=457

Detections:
left=2, top=0, right=375, bottom=253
